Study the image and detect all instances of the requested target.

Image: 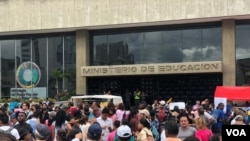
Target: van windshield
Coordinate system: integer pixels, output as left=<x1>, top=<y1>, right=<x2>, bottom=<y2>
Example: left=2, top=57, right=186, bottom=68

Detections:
left=81, top=98, right=113, bottom=108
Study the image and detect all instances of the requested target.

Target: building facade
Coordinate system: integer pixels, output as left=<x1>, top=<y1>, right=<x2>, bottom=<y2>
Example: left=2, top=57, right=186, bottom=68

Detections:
left=0, top=0, right=250, bottom=102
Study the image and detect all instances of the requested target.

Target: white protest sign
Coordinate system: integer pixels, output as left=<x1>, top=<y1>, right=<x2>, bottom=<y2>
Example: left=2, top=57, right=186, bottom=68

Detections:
left=169, top=102, right=185, bottom=110
left=214, top=97, right=227, bottom=112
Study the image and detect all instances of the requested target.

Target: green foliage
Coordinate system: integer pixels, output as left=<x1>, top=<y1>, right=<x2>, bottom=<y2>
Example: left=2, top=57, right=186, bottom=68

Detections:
left=32, top=98, right=43, bottom=103
left=0, top=98, right=21, bottom=103
left=48, top=98, right=56, bottom=103
left=52, top=69, right=64, bottom=80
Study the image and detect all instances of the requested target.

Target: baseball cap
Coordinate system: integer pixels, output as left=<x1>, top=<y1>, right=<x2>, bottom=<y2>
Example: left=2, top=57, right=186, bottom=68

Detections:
left=88, top=122, right=102, bottom=139
left=235, top=115, right=244, bottom=121
left=35, top=124, right=51, bottom=140
left=10, top=112, right=16, bottom=119
left=159, top=100, right=166, bottom=106
left=117, top=125, right=132, bottom=138
left=139, top=109, right=150, bottom=118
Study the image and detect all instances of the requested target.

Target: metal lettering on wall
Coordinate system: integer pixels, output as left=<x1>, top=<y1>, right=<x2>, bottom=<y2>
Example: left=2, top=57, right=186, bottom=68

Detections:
left=81, top=61, right=222, bottom=76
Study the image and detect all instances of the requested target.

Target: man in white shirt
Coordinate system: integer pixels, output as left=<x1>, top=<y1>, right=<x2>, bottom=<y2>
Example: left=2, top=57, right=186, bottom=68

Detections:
left=0, top=113, right=20, bottom=140
left=97, top=107, right=113, bottom=141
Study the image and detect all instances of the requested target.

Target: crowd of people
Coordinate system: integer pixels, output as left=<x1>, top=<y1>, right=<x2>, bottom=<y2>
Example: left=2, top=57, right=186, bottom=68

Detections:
left=0, top=97, right=249, bottom=141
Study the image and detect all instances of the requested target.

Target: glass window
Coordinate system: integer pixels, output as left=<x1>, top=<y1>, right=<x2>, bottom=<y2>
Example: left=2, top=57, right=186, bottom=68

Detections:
left=125, top=32, right=143, bottom=64
left=163, top=30, right=183, bottom=63
left=64, top=35, right=76, bottom=95
left=93, top=35, right=108, bottom=65
left=1, top=40, right=15, bottom=98
left=236, top=24, right=250, bottom=86
left=48, top=36, right=63, bottom=98
left=0, top=33, right=76, bottom=99
left=107, top=34, right=126, bottom=65
left=144, top=31, right=163, bottom=64
left=16, top=39, right=31, bottom=66
left=182, top=29, right=203, bottom=62
left=202, top=27, right=222, bottom=61
left=32, top=37, right=47, bottom=88
left=91, top=26, right=221, bottom=65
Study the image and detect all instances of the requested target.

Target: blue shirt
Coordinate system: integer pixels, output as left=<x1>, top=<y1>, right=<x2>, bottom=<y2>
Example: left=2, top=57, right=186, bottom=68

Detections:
left=216, top=109, right=225, bottom=129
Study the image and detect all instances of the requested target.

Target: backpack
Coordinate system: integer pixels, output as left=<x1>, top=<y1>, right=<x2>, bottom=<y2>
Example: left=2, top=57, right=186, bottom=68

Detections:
left=0, top=127, right=13, bottom=135
left=122, top=111, right=127, bottom=120
left=158, top=109, right=165, bottom=122
left=150, top=123, right=159, bottom=141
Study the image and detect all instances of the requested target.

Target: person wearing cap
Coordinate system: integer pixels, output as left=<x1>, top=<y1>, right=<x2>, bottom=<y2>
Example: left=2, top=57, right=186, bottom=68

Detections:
left=138, top=109, right=150, bottom=120
left=9, top=112, right=18, bottom=127
left=231, top=115, right=245, bottom=125
left=34, top=124, right=51, bottom=141
left=115, top=125, right=134, bottom=141
left=87, top=122, right=102, bottom=141
left=156, top=100, right=167, bottom=124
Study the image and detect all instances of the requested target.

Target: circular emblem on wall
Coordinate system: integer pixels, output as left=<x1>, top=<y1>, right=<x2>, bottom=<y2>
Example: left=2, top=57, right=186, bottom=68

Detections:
left=16, top=61, right=41, bottom=88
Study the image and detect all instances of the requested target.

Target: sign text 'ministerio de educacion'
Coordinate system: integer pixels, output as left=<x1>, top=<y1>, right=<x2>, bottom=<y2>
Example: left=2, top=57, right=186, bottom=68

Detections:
left=81, top=61, right=222, bottom=76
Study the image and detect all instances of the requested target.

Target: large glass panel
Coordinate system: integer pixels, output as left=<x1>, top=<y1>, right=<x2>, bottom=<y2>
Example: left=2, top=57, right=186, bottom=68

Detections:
left=14, top=38, right=32, bottom=98
left=93, top=35, right=108, bottom=65
left=108, top=34, right=126, bottom=65
left=16, top=39, right=32, bottom=88
left=144, top=31, right=163, bottom=63
left=163, top=30, right=183, bottom=63
left=32, top=38, right=47, bottom=89
left=125, top=32, right=143, bottom=64
left=236, top=24, right=250, bottom=86
left=1, top=40, right=15, bottom=98
left=182, top=29, right=203, bottom=62
left=64, top=35, right=76, bottom=95
left=202, top=27, right=222, bottom=61
left=48, top=36, right=63, bottom=98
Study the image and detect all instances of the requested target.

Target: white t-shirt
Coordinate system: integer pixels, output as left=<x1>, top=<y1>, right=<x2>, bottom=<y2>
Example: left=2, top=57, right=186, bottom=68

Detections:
left=96, top=116, right=113, bottom=141
left=0, top=125, right=20, bottom=140
left=161, top=130, right=166, bottom=141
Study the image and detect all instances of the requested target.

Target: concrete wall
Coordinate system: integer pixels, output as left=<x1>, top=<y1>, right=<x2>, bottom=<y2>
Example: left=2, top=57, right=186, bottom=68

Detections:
left=222, top=19, right=236, bottom=86
left=76, top=30, right=89, bottom=95
left=0, top=0, right=250, bottom=34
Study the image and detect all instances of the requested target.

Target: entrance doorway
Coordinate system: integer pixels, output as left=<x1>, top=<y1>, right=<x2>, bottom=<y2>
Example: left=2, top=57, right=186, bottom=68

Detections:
left=87, top=73, right=222, bottom=105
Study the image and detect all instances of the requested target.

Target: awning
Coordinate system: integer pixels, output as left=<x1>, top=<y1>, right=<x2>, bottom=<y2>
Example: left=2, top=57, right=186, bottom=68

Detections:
left=214, top=86, right=250, bottom=101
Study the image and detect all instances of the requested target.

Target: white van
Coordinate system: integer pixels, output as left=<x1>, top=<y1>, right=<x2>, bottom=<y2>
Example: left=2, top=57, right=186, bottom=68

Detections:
left=71, top=95, right=123, bottom=108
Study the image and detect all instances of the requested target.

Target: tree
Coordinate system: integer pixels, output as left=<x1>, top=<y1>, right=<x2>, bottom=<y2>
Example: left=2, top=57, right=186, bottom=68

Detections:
left=52, top=69, right=64, bottom=101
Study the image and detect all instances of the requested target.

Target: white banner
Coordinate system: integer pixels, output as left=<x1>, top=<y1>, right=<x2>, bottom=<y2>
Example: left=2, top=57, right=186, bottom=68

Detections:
left=214, top=97, right=227, bottom=112
left=10, top=87, right=47, bottom=100
left=169, top=102, right=186, bottom=110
